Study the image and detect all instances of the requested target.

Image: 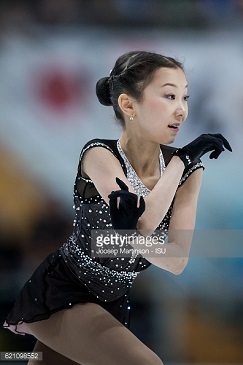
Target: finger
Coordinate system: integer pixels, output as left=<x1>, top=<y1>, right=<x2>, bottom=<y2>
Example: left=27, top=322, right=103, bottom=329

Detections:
left=108, top=191, right=119, bottom=202
left=138, top=196, right=145, bottom=214
left=209, top=134, right=232, bottom=152
left=209, top=149, right=222, bottom=159
left=108, top=195, right=118, bottom=209
left=116, top=177, right=129, bottom=191
left=209, top=138, right=225, bottom=152
left=203, top=141, right=223, bottom=158
left=108, top=190, right=127, bottom=200
left=220, top=136, right=232, bottom=152
left=108, top=190, right=115, bottom=199
left=109, top=190, right=138, bottom=202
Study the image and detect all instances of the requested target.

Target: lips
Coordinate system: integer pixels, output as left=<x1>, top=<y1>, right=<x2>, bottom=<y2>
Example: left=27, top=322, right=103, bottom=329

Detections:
left=168, top=123, right=180, bottom=131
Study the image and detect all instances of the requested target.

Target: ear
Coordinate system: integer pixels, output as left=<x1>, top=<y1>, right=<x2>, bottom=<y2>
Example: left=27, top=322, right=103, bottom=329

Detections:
left=118, top=93, right=136, bottom=118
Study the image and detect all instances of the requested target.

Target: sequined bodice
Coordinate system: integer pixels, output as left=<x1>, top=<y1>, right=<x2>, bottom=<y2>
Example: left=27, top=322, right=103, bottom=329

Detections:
left=60, top=138, right=204, bottom=303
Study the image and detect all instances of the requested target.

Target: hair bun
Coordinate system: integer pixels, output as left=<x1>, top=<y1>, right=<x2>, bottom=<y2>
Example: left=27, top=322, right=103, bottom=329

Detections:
left=96, top=77, right=112, bottom=106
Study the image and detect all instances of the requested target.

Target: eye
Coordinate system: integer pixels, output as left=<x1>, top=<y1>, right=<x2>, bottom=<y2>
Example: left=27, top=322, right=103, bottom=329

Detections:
left=165, top=94, right=175, bottom=100
left=184, top=95, right=190, bottom=101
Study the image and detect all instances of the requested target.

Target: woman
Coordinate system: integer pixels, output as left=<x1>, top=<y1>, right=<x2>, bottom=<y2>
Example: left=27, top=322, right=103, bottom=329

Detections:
left=3, top=51, right=231, bottom=365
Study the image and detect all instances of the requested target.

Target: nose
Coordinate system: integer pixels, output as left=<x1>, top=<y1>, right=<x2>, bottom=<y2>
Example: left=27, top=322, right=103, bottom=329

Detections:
left=175, top=107, right=187, bottom=120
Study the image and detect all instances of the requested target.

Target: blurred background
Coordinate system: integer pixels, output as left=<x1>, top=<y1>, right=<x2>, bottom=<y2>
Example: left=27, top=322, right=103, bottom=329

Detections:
left=0, top=0, right=243, bottom=364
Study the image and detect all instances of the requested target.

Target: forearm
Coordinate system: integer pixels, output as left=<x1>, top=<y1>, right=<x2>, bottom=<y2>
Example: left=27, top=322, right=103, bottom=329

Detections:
left=145, top=242, right=190, bottom=275
left=137, top=156, right=184, bottom=236
left=130, top=225, right=194, bottom=275
left=136, top=170, right=202, bottom=274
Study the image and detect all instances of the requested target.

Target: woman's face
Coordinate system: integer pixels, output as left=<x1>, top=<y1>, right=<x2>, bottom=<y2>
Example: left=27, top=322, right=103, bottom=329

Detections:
left=133, top=67, right=189, bottom=144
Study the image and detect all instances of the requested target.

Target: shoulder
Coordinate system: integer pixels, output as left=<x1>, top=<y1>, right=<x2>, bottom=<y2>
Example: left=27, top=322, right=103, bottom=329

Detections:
left=79, top=138, right=128, bottom=182
left=80, top=138, right=126, bottom=171
left=80, top=138, right=119, bottom=160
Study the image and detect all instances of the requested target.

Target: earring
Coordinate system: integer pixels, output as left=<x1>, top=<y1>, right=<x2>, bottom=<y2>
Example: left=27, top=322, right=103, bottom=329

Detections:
left=129, top=115, right=134, bottom=122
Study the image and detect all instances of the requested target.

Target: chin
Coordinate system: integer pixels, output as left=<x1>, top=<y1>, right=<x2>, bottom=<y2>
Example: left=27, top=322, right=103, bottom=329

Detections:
left=160, top=136, right=176, bottom=145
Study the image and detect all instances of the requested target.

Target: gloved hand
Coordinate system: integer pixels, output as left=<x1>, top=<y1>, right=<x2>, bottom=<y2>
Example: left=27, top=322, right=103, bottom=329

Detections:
left=174, top=133, right=232, bottom=167
left=108, top=177, right=145, bottom=232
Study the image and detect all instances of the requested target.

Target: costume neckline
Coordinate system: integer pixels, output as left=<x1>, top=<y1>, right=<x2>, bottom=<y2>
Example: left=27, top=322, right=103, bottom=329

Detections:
left=117, top=139, right=165, bottom=196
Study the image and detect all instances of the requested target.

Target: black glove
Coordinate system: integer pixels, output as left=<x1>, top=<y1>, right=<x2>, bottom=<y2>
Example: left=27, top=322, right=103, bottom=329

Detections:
left=108, top=177, right=145, bottom=232
left=174, top=133, right=232, bottom=167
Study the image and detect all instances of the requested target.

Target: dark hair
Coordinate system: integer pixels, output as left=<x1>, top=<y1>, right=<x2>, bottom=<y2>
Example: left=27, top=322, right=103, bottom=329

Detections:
left=96, top=51, right=184, bottom=126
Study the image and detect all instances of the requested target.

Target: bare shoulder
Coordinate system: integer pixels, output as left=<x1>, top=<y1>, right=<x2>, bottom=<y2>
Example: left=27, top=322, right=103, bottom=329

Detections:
left=81, top=146, right=135, bottom=203
left=82, top=146, right=121, bottom=176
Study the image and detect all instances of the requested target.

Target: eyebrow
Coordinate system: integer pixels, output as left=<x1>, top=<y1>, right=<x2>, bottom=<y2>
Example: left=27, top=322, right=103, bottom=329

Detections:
left=161, top=83, right=188, bottom=88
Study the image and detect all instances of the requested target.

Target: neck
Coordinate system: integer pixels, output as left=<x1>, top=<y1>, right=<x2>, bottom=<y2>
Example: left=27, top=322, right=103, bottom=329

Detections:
left=119, top=132, right=161, bottom=177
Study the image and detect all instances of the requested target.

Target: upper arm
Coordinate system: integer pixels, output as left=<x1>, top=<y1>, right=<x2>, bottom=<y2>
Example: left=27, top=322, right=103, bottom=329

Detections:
left=81, top=146, right=135, bottom=204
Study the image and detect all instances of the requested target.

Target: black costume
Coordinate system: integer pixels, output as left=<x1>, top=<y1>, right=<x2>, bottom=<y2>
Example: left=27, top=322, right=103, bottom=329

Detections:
left=3, top=139, right=203, bottom=335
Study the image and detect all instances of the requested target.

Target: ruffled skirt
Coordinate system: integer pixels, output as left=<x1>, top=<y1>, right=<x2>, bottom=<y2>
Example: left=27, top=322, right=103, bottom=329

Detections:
left=3, top=250, right=131, bottom=335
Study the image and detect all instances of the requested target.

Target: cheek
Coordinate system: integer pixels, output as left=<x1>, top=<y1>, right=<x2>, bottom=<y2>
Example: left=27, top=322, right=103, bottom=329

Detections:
left=140, top=98, right=168, bottom=116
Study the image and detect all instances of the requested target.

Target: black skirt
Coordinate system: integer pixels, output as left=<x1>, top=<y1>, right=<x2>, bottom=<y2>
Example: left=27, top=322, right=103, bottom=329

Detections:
left=3, top=250, right=131, bottom=335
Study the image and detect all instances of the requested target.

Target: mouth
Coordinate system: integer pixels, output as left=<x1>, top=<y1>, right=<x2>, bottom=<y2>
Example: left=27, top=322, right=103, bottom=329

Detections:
left=168, top=123, right=180, bottom=132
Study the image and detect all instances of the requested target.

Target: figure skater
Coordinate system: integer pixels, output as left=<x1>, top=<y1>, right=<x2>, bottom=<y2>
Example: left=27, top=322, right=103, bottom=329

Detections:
left=3, top=51, right=232, bottom=365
